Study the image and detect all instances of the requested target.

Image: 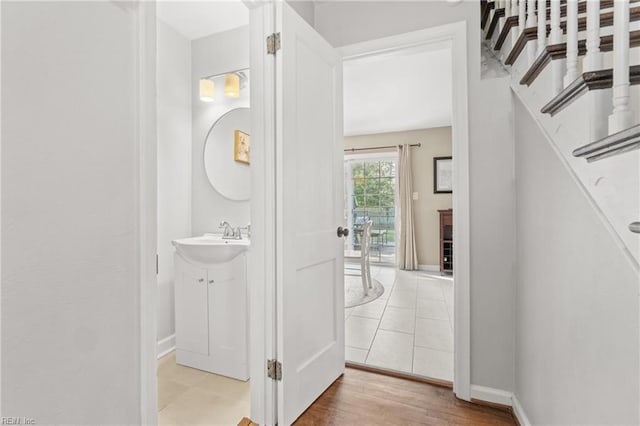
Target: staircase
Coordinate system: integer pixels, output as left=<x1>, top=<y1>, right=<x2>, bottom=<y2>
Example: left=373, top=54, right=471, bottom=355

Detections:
left=482, top=0, right=640, bottom=268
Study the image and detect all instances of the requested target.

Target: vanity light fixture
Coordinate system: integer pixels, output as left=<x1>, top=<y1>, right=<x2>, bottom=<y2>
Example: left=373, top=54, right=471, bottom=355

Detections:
left=199, top=78, right=215, bottom=102
left=199, top=69, right=249, bottom=103
left=224, top=73, right=241, bottom=98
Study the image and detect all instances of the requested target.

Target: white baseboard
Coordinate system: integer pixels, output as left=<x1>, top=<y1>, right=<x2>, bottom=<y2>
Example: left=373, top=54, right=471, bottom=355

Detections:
left=512, top=394, right=532, bottom=426
left=157, top=334, right=176, bottom=359
left=418, top=264, right=440, bottom=272
left=470, top=385, right=513, bottom=407
left=469, top=386, right=532, bottom=426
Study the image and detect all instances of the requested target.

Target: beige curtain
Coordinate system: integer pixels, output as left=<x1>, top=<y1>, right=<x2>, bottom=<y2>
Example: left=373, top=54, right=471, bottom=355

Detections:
left=397, top=144, right=418, bottom=270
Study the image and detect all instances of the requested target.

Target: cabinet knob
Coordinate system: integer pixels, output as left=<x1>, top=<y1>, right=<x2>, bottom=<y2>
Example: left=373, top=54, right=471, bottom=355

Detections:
left=209, top=280, right=214, bottom=284
left=198, top=278, right=204, bottom=283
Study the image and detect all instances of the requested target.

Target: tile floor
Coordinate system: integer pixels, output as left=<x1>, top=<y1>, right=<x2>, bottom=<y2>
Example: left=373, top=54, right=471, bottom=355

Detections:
left=345, top=265, right=454, bottom=381
left=158, top=352, right=250, bottom=425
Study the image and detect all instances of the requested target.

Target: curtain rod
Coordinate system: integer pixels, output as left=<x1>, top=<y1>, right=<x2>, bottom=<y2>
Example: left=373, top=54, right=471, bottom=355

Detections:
left=343, top=143, right=421, bottom=153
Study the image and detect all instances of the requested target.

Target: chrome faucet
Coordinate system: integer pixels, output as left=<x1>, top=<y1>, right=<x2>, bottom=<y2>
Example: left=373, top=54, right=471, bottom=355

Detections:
left=219, top=221, right=235, bottom=239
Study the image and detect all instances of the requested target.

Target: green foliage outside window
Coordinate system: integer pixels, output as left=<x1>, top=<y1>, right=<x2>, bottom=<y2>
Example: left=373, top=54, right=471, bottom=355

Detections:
left=350, top=160, right=396, bottom=237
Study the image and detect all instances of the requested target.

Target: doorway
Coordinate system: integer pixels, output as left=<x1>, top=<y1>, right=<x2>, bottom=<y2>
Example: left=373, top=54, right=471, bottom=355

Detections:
left=342, top=133, right=454, bottom=382
left=154, top=2, right=253, bottom=424
left=339, top=23, right=470, bottom=395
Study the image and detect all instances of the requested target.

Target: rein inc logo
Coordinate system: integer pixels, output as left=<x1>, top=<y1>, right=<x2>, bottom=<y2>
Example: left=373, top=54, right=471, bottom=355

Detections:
left=2, top=418, right=35, bottom=425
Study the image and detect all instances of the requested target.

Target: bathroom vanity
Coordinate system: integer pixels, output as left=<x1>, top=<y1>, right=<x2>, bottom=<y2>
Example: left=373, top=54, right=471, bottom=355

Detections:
left=172, top=235, right=249, bottom=381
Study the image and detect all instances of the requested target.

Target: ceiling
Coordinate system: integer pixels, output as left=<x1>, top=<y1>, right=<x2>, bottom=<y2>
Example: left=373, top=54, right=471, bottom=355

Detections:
left=157, top=1, right=249, bottom=41
left=343, top=47, right=453, bottom=137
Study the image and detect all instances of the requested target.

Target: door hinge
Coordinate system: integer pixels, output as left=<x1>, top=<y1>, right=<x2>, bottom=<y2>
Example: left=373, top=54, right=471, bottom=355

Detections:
left=267, top=32, right=281, bottom=55
left=267, top=359, right=282, bottom=380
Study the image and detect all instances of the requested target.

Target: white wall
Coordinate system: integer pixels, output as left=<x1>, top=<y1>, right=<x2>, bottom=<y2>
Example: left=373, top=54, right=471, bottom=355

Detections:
left=514, top=96, right=639, bottom=424
left=191, top=26, right=250, bottom=236
left=314, top=1, right=516, bottom=392
left=2, top=2, right=143, bottom=422
left=157, top=20, right=192, bottom=354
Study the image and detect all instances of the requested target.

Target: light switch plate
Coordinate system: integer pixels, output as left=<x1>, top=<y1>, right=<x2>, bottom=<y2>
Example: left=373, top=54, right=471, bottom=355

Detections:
left=412, top=192, right=419, bottom=200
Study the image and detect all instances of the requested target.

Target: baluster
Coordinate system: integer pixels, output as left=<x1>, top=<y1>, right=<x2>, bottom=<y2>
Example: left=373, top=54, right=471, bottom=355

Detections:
left=549, top=0, right=562, bottom=44
left=527, top=0, right=538, bottom=64
left=527, top=0, right=537, bottom=27
left=584, top=0, right=602, bottom=71
left=550, top=0, right=564, bottom=94
left=609, top=0, right=634, bottom=134
left=585, top=0, right=608, bottom=140
left=564, top=0, right=579, bottom=86
left=519, top=0, right=526, bottom=35
left=510, top=0, right=519, bottom=45
left=537, top=0, right=547, bottom=55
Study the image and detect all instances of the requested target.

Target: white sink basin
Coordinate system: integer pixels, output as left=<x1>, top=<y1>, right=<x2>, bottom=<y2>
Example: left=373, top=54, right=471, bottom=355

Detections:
left=172, top=234, right=250, bottom=265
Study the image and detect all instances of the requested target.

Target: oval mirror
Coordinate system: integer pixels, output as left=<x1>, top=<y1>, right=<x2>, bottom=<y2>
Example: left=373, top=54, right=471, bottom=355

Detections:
left=204, top=107, right=251, bottom=201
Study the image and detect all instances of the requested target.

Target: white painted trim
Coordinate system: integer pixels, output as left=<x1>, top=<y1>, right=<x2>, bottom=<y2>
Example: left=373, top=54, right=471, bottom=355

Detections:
left=340, top=21, right=472, bottom=402
left=418, top=264, right=440, bottom=272
left=0, top=1, right=3, bottom=415
left=137, top=3, right=158, bottom=425
left=157, top=335, right=176, bottom=359
left=249, top=3, right=276, bottom=425
left=512, top=394, right=532, bottom=426
left=470, top=386, right=533, bottom=426
left=470, top=385, right=513, bottom=407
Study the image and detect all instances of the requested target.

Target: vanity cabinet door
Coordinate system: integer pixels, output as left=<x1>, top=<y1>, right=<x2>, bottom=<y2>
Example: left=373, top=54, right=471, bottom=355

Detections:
left=207, top=254, right=248, bottom=379
left=174, top=256, right=209, bottom=356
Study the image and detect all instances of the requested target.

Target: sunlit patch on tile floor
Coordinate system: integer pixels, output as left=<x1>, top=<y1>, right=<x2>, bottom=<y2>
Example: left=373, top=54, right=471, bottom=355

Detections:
left=158, top=352, right=250, bottom=426
left=345, top=265, right=454, bottom=381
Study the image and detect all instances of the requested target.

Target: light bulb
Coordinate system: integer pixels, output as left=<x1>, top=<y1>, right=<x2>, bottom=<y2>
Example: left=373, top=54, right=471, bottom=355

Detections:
left=224, top=73, right=240, bottom=98
left=199, top=79, right=215, bottom=102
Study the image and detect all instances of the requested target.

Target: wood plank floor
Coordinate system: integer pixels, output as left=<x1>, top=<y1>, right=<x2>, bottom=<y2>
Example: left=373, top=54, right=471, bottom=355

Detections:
left=294, top=368, right=516, bottom=425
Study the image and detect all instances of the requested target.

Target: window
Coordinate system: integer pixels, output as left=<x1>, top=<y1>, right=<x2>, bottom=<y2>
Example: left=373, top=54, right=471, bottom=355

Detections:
left=345, top=157, right=396, bottom=263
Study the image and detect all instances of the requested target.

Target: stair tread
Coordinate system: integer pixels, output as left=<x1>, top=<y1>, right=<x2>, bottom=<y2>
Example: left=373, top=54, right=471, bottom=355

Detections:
left=520, top=30, right=640, bottom=86
left=504, top=5, right=640, bottom=66
left=541, top=65, right=640, bottom=116
left=573, top=123, right=640, bottom=162
left=486, top=7, right=506, bottom=40
left=481, top=1, right=495, bottom=30
left=494, top=16, right=519, bottom=51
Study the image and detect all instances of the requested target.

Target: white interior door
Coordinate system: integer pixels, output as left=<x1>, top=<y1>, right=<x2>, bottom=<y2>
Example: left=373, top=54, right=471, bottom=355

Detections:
left=275, top=2, right=345, bottom=424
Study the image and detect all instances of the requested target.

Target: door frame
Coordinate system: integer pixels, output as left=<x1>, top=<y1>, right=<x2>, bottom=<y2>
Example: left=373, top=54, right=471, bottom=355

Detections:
left=137, top=2, right=159, bottom=424
left=339, top=21, right=472, bottom=401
